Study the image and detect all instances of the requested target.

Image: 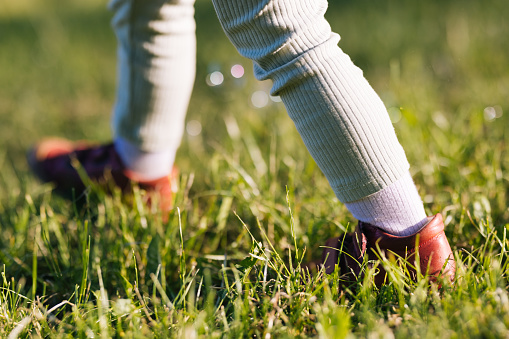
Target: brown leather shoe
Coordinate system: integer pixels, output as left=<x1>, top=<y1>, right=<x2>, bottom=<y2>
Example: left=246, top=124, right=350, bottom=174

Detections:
left=28, top=138, right=175, bottom=211
left=321, top=213, right=455, bottom=287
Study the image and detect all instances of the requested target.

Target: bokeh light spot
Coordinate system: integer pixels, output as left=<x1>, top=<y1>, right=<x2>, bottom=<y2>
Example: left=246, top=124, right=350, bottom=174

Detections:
left=231, top=64, right=244, bottom=78
left=484, top=106, right=497, bottom=121
left=484, top=105, right=504, bottom=120
left=483, top=105, right=503, bottom=121
left=206, top=71, right=224, bottom=86
left=251, top=91, right=269, bottom=108
left=186, top=120, right=202, bottom=136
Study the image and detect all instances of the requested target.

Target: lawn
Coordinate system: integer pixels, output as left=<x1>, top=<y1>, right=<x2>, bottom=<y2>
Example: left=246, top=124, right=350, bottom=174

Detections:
left=1, top=0, right=509, bottom=337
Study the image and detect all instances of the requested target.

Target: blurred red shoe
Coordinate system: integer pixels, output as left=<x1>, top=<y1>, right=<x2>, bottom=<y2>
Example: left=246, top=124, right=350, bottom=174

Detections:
left=28, top=138, right=175, bottom=211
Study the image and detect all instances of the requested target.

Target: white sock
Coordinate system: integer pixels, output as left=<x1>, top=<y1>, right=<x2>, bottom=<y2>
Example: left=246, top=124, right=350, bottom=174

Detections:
left=114, top=137, right=175, bottom=181
left=345, top=172, right=428, bottom=236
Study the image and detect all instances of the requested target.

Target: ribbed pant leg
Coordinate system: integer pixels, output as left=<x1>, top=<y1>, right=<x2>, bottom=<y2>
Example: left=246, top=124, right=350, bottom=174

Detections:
left=211, top=0, right=410, bottom=203
left=109, top=0, right=196, bottom=152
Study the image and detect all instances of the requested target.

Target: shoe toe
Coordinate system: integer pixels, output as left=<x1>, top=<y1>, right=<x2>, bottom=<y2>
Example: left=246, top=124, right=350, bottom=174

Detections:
left=27, top=138, right=90, bottom=190
left=31, top=138, right=80, bottom=160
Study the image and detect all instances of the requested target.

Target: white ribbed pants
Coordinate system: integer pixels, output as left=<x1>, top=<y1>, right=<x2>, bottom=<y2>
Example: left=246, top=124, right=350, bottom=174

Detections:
left=109, top=0, right=410, bottom=203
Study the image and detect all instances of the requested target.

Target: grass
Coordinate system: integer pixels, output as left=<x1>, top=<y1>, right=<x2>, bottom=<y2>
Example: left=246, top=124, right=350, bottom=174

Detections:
left=1, top=0, right=509, bottom=337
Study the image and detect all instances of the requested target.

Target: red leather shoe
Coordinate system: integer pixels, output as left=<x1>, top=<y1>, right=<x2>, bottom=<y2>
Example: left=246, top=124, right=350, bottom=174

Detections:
left=321, top=213, right=455, bottom=287
left=28, top=138, right=175, bottom=211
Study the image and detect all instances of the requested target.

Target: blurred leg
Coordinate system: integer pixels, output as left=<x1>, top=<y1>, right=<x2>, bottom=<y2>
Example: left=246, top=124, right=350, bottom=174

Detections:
left=109, top=0, right=196, bottom=178
left=211, top=0, right=427, bottom=235
left=27, top=0, right=197, bottom=210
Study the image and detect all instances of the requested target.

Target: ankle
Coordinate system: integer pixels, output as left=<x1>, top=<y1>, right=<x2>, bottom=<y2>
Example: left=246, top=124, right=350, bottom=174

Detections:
left=114, top=137, right=175, bottom=181
left=345, top=172, right=428, bottom=236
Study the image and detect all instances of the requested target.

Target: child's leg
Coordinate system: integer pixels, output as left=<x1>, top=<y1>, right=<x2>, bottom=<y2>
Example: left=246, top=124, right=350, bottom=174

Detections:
left=211, top=0, right=427, bottom=235
left=109, top=0, right=196, bottom=179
